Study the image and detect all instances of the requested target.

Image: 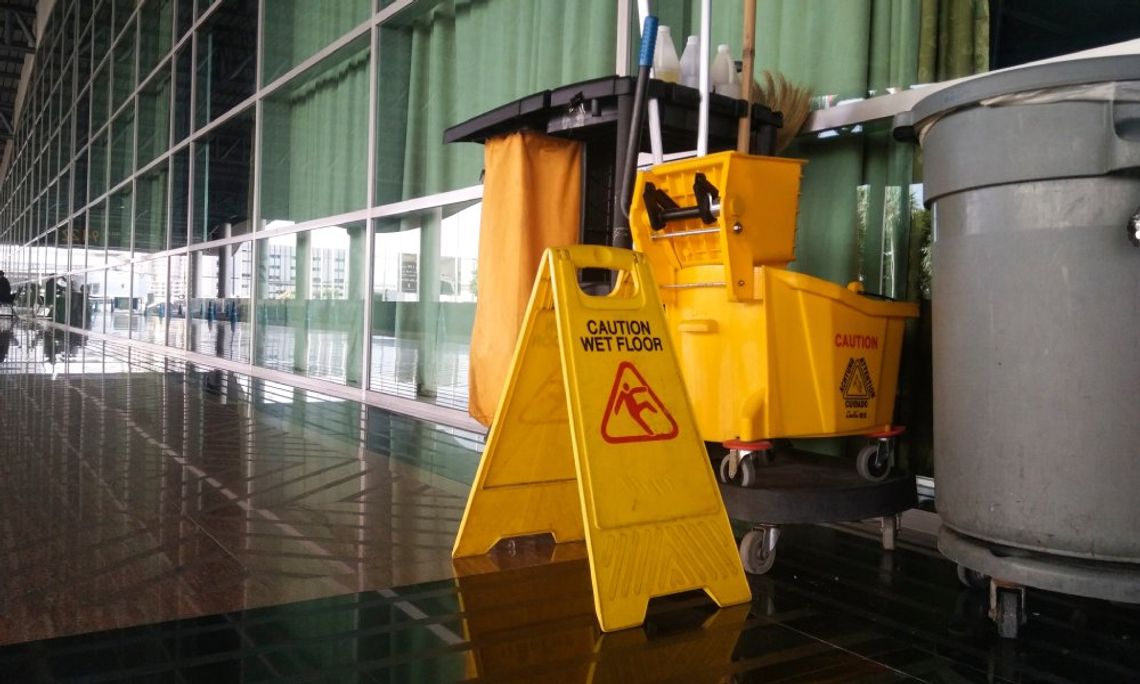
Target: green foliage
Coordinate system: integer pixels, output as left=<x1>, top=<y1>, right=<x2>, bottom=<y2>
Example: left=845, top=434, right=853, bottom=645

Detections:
left=911, top=204, right=933, bottom=300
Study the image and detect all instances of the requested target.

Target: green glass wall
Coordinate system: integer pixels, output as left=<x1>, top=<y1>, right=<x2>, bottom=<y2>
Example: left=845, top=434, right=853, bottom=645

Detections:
left=0, top=0, right=617, bottom=424
left=0, top=0, right=944, bottom=456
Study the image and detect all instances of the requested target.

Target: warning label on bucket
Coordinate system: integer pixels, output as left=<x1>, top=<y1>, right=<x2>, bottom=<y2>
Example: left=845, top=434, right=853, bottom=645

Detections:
left=839, top=357, right=876, bottom=419
left=601, top=361, right=678, bottom=443
left=580, top=319, right=664, bottom=353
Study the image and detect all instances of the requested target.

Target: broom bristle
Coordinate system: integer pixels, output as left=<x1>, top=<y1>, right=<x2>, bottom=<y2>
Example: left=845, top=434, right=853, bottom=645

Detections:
left=751, top=70, right=812, bottom=153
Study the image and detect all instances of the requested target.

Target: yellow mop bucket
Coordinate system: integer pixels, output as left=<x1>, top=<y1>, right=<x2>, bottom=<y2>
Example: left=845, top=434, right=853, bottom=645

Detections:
left=630, top=151, right=919, bottom=461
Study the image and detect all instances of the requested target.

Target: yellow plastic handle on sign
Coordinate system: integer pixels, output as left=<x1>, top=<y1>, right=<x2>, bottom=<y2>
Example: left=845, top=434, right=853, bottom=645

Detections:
left=552, top=245, right=649, bottom=312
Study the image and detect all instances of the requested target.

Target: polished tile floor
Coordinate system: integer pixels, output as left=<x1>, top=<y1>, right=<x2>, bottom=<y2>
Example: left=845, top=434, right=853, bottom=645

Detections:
left=0, top=325, right=478, bottom=645
left=0, top=324, right=1137, bottom=682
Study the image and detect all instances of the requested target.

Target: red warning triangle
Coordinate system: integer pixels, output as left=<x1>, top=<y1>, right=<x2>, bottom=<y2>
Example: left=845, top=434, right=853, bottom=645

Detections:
left=600, top=361, right=679, bottom=444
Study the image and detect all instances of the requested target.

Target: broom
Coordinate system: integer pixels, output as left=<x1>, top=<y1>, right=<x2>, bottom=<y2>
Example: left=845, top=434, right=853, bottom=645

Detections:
left=752, top=70, right=813, bottom=154
left=734, top=0, right=813, bottom=155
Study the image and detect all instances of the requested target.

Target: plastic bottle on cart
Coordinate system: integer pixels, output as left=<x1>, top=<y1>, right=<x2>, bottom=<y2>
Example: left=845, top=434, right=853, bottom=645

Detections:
left=711, top=44, right=739, bottom=98
left=680, top=35, right=701, bottom=88
left=653, top=25, right=681, bottom=83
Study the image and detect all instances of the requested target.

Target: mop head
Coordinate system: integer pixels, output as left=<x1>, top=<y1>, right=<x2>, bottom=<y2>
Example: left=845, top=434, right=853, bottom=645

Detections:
left=751, top=70, right=812, bottom=153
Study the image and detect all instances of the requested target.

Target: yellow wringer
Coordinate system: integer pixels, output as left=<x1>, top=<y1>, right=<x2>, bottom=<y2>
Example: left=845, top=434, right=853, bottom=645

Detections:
left=629, top=151, right=918, bottom=483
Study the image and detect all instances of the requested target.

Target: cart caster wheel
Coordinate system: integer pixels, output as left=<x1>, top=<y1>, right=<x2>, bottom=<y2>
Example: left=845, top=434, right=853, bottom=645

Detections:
left=993, top=589, right=1024, bottom=639
left=740, top=527, right=779, bottom=575
left=719, top=451, right=757, bottom=488
left=856, top=443, right=891, bottom=482
left=956, top=564, right=989, bottom=590
left=990, top=582, right=1027, bottom=640
left=880, top=514, right=899, bottom=551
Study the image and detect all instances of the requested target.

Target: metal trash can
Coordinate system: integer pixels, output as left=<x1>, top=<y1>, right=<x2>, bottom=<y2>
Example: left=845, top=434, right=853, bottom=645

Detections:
left=895, top=55, right=1140, bottom=624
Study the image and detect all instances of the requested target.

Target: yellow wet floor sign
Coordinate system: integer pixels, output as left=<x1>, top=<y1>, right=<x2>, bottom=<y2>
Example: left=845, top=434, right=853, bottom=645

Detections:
left=453, top=245, right=750, bottom=632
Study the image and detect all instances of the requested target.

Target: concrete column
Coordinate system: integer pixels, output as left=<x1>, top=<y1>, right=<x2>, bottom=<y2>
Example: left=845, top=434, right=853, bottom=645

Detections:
left=294, top=233, right=311, bottom=375
left=346, top=225, right=366, bottom=388
left=416, top=211, right=441, bottom=398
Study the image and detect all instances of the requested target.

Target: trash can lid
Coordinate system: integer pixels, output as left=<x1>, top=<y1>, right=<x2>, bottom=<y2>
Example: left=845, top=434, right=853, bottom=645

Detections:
left=893, top=54, right=1140, bottom=142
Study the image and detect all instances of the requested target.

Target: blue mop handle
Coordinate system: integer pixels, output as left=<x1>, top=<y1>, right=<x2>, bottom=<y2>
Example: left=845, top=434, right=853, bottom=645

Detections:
left=619, top=15, right=660, bottom=230
left=639, top=16, right=658, bottom=68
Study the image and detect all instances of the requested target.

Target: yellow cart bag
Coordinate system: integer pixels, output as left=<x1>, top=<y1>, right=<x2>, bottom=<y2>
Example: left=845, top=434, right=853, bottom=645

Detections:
left=468, top=131, right=581, bottom=426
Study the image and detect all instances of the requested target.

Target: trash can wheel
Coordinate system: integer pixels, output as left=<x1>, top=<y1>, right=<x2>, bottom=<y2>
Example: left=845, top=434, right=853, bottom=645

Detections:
left=740, top=526, right=779, bottom=575
left=992, top=586, right=1026, bottom=640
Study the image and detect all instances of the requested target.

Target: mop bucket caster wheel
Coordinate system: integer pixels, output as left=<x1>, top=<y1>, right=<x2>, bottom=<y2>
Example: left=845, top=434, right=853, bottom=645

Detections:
left=719, top=450, right=757, bottom=488
left=856, top=442, right=892, bottom=482
left=740, top=526, right=779, bottom=575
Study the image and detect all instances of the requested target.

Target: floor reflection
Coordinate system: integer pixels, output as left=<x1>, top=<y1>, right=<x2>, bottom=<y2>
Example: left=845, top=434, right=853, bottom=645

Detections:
left=81, top=312, right=475, bottom=410
left=0, top=327, right=1137, bottom=681
left=1, top=523, right=1136, bottom=682
left=0, top=330, right=476, bottom=646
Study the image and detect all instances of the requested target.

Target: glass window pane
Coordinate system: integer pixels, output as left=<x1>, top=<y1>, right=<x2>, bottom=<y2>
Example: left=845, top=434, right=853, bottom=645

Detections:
left=77, top=1, right=93, bottom=41
left=89, top=130, right=107, bottom=199
left=88, top=199, right=107, bottom=265
left=107, top=186, right=131, bottom=260
left=370, top=203, right=480, bottom=409
left=175, top=0, right=193, bottom=39
left=109, top=106, right=134, bottom=187
left=132, top=257, right=169, bottom=344
left=88, top=268, right=107, bottom=333
left=261, top=0, right=370, bottom=85
left=91, top=63, right=110, bottom=133
left=135, top=163, right=168, bottom=254
left=137, top=65, right=171, bottom=167
left=45, top=227, right=59, bottom=274
left=261, top=38, right=368, bottom=226
left=172, top=44, right=191, bottom=143
left=46, top=177, right=59, bottom=228
left=74, top=269, right=96, bottom=331
left=194, top=0, right=257, bottom=129
left=188, top=242, right=252, bottom=361
left=112, top=17, right=136, bottom=112
left=69, top=211, right=87, bottom=271
left=255, top=223, right=366, bottom=386
left=46, top=132, right=59, bottom=186
left=170, top=149, right=189, bottom=248
left=191, top=109, right=252, bottom=244
left=56, top=167, right=70, bottom=224
left=167, top=252, right=188, bottom=346
left=59, top=4, right=74, bottom=60
left=139, top=0, right=173, bottom=79
left=106, top=262, right=131, bottom=338
left=114, top=0, right=135, bottom=36
left=75, top=87, right=90, bottom=151
left=72, top=149, right=88, bottom=212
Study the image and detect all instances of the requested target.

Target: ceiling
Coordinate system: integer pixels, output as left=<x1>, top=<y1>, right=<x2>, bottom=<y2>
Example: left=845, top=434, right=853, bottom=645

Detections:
left=991, top=0, right=1140, bottom=68
left=0, top=0, right=37, bottom=142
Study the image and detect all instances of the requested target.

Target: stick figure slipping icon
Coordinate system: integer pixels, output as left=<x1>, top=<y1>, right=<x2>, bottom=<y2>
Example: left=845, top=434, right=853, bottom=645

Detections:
left=613, top=381, right=658, bottom=436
